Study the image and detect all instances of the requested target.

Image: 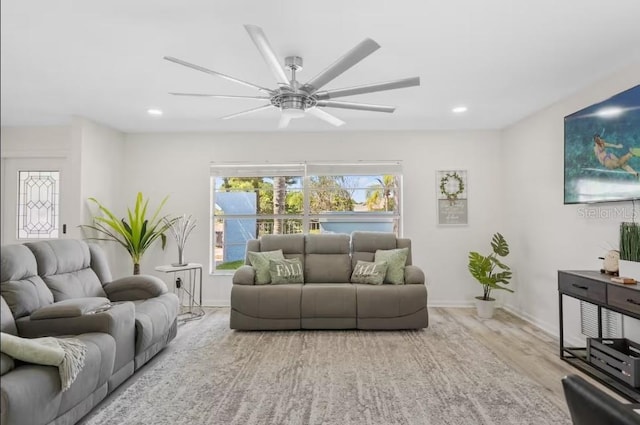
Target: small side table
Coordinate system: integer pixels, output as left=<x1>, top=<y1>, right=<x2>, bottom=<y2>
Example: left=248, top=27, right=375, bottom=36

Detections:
left=155, top=263, right=204, bottom=322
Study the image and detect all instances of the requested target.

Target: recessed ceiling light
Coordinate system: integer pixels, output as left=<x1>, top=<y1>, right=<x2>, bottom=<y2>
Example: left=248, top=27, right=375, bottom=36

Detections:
left=452, top=106, right=468, bottom=114
left=147, top=108, right=163, bottom=116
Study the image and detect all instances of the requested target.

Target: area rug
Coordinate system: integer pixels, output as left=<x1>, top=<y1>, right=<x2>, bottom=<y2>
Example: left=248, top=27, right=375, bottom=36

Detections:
left=81, top=309, right=570, bottom=425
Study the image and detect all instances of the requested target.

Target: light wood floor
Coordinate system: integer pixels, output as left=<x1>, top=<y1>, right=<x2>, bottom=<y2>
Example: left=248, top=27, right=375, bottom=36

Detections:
left=433, top=306, right=626, bottom=413
left=80, top=306, right=625, bottom=424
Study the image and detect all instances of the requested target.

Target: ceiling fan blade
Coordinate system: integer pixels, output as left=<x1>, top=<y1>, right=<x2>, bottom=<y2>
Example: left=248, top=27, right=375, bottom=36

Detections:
left=301, top=38, right=380, bottom=94
left=220, top=104, right=273, bottom=120
left=316, top=100, right=395, bottom=113
left=164, top=56, right=274, bottom=94
left=169, top=93, right=271, bottom=100
left=306, top=107, right=345, bottom=127
left=244, top=25, right=290, bottom=87
left=278, top=115, right=292, bottom=129
left=314, top=77, right=420, bottom=100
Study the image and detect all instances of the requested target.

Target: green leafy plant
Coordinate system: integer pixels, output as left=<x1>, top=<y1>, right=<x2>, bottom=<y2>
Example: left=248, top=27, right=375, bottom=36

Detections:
left=81, top=192, right=176, bottom=274
left=620, top=222, right=640, bottom=262
left=468, top=232, right=514, bottom=300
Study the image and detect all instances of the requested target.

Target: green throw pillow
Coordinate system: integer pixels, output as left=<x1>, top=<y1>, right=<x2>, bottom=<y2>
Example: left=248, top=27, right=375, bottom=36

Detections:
left=247, top=250, right=285, bottom=284
left=350, top=260, right=388, bottom=285
left=269, top=258, right=304, bottom=284
left=374, top=247, right=409, bottom=284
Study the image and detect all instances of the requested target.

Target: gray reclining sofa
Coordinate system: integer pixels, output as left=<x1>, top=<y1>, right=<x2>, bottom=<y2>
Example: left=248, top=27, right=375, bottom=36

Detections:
left=0, top=239, right=179, bottom=425
left=231, top=231, right=428, bottom=330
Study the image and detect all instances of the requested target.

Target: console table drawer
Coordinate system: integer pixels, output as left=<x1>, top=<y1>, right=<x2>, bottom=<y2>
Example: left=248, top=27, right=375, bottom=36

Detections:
left=558, top=273, right=606, bottom=303
left=608, top=285, right=640, bottom=316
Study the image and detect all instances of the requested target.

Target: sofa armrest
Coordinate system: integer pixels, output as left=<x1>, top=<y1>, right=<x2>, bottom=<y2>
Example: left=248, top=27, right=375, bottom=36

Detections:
left=1, top=353, right=14, bottom=375
left=29, top=297, right=111, bottom=320
left=103, top=275, right=168, bottom=301
left=405, top=265, right=425, bottom=285
left=232, top=265, right=255, bottom=285
left=16, top=301, right=135, bottom=373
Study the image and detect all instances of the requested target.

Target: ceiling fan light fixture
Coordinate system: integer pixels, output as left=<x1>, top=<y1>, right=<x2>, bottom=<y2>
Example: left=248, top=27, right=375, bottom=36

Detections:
left=280, top=97, right=306, bottom=119
left=281, top=107, right=305, bottom=119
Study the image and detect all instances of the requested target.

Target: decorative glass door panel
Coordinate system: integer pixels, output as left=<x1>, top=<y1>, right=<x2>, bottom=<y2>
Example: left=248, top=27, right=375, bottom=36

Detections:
left=17, top=171, right=60, bottom=239
left=1, top=157, right=68, bottom=245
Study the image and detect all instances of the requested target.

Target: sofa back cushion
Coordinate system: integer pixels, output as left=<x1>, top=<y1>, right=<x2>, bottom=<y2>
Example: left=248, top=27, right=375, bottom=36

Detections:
left=351, top=231, right=413, bottom=267
left=245, top=234, right=305, bottom=265
left=304, top=234, right=351, bottom=283
left=26, top=240, right=107, bottom=301
left=260, top=234, right=305, bottom=264
left=87, top=243, right=114, bottom=284
left=1, top=244, right=54, bottom=318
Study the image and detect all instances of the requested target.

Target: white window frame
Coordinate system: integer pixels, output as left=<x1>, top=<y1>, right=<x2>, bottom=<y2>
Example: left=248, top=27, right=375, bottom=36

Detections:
left=209, top=161, right=403, bottom=274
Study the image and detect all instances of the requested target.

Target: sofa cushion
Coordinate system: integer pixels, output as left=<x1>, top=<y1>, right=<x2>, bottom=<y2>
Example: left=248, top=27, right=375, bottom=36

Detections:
left=269, top=258, right=304, bottom=284
left=260, top=234, right=305, bottom=255
left=132, top=293, right=179, bottom=360
left=351, top=231, right=398, bottom=252
left=26, top=240, right=107, bottom=301
left=301, top=284, right=356, bottom=318
left=375, top=248, right=409, bottom=284
left=231, top=284, right=302, bottom=319
left=305, top=233, right=351, bottom=283
left=355, top=284, right=428, bottom=318
left=0, top=332, right=114, bottom=425
left=350, top=260, right=388, bottom=285
left=247, top=250, right=285, bottom=284
left=1, top=245, right=54, bottom=318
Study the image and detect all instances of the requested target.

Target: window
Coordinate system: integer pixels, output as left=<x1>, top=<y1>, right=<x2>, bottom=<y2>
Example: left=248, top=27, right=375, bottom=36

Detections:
left=17, top=170, right=60, bottom=239
left=210, top=161, right=402, bottom=272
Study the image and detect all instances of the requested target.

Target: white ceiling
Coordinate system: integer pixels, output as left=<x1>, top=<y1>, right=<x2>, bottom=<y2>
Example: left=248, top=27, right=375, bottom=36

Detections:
left=2, top=0, right=640, bottom=133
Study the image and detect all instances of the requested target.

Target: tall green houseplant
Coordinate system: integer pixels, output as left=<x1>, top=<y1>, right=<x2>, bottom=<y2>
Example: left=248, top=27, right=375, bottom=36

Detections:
left=468, top=232, right=514, bottom=300
left=620, top=222, right=640, bottom=263
left=81, top=192, right=175, bottom=274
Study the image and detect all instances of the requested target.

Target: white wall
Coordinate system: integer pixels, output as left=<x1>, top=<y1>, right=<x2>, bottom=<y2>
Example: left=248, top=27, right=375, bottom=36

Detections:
left=501, top=63, right=640, bottom=343
left=0, top=126, right=72, bottom=152
left=123, top=130, right=505, bottom=306
left=0, top=125, right=81, bottom=240
left=0, top=119, right=126, bottom=264
left=75, top=117, right=128, bottom=275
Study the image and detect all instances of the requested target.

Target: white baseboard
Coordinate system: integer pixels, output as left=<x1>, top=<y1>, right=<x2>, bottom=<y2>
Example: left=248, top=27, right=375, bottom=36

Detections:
left=428, top=300, right=475, bottom=308
left=201, top=299, right=230, bottom=307
left=502, top=304, right=584, bottom=348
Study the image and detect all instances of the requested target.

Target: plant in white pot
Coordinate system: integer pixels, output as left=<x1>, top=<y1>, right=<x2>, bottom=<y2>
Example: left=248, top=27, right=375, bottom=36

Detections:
left=619, top=222, right=640, bottom=280
left=468, top=232, right=513, bottom=319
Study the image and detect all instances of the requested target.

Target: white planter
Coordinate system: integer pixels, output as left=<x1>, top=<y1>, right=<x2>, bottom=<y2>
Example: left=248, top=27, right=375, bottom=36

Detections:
left=619, top=260, right=640, bottom=281
left=475, top=297, right=496, bottom=319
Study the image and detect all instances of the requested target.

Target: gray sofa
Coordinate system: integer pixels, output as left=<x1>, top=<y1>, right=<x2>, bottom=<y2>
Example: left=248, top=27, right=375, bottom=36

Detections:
left=231, top=232, right=428, bottom=330
left=0, top=239, right=180, bottom=425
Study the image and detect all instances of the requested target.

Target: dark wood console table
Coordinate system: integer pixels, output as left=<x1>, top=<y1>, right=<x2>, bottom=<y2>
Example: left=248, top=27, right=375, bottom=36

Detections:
left=559, top=270, right=640, bottom=402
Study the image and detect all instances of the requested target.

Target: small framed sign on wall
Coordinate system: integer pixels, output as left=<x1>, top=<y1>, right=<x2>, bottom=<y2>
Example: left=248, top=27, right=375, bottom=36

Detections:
left=437, top=170, right=468, bottom=225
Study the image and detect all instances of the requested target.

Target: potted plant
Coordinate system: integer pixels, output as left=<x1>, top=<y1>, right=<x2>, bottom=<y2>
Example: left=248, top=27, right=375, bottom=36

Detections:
left=619, top=222, right=640, bottom=280
left=468, top=232, right=514, bottom=318
left=81, top=192, right=175, bottom=275
left=164, top=214, right=197, bottom=266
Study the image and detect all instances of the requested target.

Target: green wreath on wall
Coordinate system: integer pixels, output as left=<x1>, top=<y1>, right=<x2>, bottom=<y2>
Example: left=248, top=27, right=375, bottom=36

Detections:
left=440, top=172, right=465, bottom=204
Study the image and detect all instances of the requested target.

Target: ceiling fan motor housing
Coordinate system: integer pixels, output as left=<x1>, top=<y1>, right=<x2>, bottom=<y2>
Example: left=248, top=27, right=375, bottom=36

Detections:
left=285, top=56, right=303, bottom=71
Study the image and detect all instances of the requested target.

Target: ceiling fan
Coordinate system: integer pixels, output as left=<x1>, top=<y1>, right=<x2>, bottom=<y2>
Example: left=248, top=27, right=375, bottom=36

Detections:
left=164, top=25, right=420, bottom=128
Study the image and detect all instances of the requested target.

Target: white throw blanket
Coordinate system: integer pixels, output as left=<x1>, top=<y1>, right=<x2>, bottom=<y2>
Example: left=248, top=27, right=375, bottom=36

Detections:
left=0, top=332, right=87, bottom=391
